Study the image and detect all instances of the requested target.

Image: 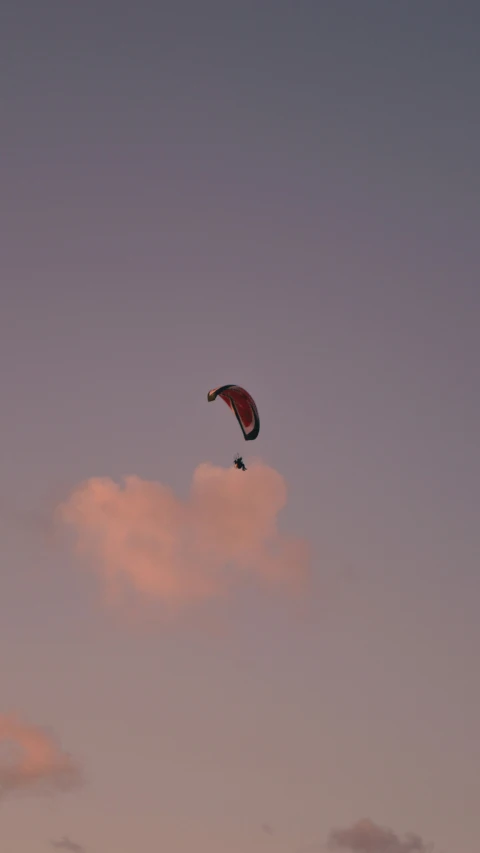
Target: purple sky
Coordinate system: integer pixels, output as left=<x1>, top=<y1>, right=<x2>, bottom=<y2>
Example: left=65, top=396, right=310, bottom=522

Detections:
left=1, top=3, right=479, bottom=852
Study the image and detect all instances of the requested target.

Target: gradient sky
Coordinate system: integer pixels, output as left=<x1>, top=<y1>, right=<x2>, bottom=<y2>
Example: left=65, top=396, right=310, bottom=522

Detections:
left=1, top=2, right=479, bottom=851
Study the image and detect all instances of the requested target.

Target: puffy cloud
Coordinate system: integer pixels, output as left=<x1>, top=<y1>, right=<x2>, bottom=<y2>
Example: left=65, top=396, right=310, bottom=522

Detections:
left=0, top=714, right=82, bottom=800
left=327, top=819, right=432, bottom=853
left=56, top=461, right=310, bottom=613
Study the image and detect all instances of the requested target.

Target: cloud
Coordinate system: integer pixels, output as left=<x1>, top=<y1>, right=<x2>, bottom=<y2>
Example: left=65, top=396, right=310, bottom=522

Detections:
left=327, top=819, right=433, bottom=853
left=56, top=461, right=310, bottom=613
left=0, top=714, right=83, bottom=800
left=51, top=837, right=84, bottom=853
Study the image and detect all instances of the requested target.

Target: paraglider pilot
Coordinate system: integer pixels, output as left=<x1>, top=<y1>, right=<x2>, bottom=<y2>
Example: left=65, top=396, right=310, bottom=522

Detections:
left=234, top=455, right=247, bottom=471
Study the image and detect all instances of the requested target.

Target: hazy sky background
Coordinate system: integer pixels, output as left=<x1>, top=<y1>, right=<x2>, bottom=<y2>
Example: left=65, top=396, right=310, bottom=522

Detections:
left=1, top=2, right=479, bottom=851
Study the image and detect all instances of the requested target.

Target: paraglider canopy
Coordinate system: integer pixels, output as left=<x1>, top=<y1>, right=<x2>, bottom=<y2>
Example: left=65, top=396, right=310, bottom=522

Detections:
left=207, top=384, right=260, bottom=441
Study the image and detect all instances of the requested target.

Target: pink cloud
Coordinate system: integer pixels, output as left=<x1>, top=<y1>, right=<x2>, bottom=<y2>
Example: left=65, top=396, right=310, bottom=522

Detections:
left=56, top=461, right=310, bottom=613
left=0, top=714, right=83, bottom=800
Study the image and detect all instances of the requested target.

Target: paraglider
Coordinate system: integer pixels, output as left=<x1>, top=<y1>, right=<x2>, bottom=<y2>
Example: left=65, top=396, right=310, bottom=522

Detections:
left=207, top=384, right=259, bottom=469
left=234, top=454, right=247, bottom=471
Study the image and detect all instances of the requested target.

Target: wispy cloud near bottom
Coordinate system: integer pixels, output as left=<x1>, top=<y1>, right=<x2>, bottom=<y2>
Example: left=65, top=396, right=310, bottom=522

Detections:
left=327, top=818, right=433, bottom=853
left=0, top=714, right=82, bottom=800
left=51, top=837, right=85, bottom=853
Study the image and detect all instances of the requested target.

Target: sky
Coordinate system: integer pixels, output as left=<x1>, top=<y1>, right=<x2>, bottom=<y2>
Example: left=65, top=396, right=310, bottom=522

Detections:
left=1, top=1, right=479, bottom=851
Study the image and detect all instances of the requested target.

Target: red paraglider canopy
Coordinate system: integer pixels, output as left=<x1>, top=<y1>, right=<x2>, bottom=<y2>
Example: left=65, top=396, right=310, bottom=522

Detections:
left=207, top=384, right=260, bottom=441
